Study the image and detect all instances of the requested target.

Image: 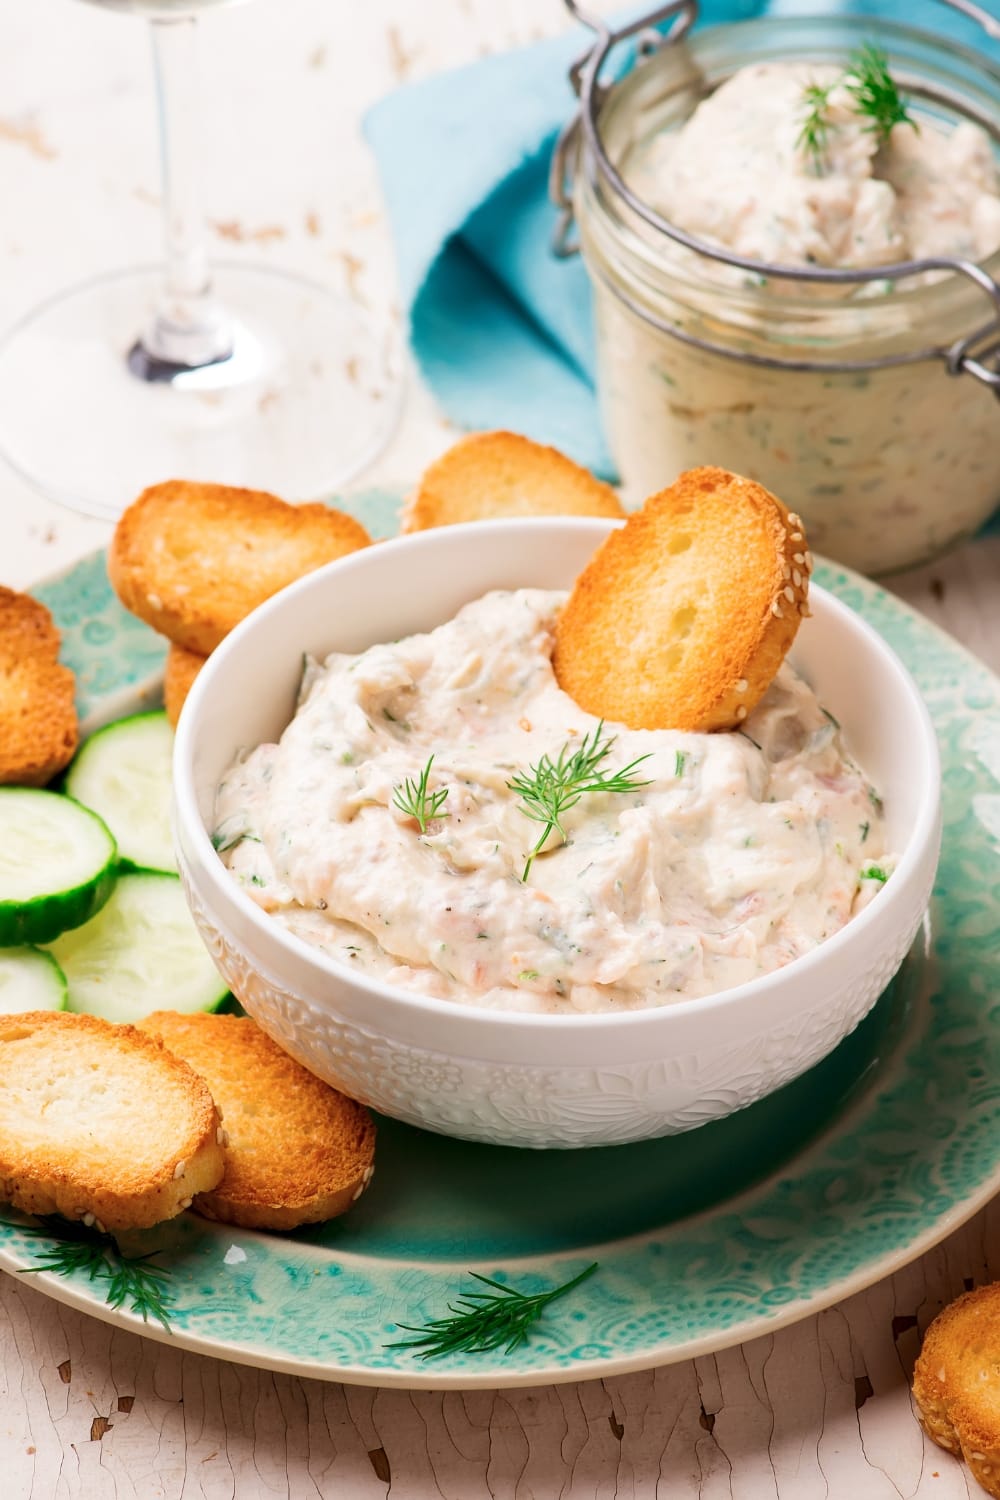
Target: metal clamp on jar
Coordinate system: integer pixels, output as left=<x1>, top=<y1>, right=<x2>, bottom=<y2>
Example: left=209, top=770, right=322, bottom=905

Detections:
left=551, top=0, right=1000, bottom=573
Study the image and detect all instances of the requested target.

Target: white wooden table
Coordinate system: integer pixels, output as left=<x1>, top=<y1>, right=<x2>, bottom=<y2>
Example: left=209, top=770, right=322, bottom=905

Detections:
left=2, top=2, right=999, bottom=1494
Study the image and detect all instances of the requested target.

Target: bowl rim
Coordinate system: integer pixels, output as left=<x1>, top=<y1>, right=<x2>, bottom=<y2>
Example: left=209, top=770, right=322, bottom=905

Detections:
left=173, top=516, right=942, bottom=1032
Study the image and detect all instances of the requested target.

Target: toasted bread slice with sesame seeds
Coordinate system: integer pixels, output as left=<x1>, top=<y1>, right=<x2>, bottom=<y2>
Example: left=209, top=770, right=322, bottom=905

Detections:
left=553, top=466, right=812, bottom=732
left=109, top=481, right=371, bottom=656
left=0, top=587, right=78, bottom=787
left=163, top=642, right=208, bottom=728
left=912, top=1283, right=1000, bottom=1497
left=400, top=430, right=625, bottom=533
left=0, top=1010, right=224, bottom=1233
left=140, top=1011, right=376, bottom=1231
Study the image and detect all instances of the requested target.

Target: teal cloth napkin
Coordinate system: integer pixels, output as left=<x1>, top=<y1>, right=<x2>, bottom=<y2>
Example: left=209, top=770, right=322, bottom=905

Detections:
left=364, top=0, right=999, bottom=482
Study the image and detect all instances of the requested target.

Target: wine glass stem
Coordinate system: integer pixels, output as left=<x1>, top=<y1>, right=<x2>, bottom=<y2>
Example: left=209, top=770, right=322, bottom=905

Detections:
left=138, top=16, right=232, bottom=371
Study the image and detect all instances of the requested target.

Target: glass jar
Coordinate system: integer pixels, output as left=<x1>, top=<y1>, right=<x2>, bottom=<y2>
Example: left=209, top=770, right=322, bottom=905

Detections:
left=558, top=7, right=1000, bottom=574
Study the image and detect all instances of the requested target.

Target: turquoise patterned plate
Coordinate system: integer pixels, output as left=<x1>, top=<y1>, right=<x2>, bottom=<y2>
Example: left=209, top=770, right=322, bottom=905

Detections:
left=2, top=493, right=1000, bottom=1390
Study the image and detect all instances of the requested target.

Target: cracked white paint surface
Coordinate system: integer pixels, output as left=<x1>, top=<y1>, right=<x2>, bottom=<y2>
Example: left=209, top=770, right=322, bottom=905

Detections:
left=1, top=1, right=999, bottom=1493
left=5, top=1207, right=1000, bottom=1495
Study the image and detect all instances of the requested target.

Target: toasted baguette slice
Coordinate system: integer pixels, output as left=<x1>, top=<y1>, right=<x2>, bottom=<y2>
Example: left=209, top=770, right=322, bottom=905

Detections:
left=109, top=481, right=371, bottom=656
left=164, top=642, right=208, bottom=728
left=400, top=430, right=624, bottom=533
left=140, top=1011, right=376, bottom=1230
left=913, top=1283, right=1000, bottom=1497
left=553, top=466, right=812, bottom=732
left=0, top=588, right=78, bottom=787
left=0, top=1010, right=224, bottom=1232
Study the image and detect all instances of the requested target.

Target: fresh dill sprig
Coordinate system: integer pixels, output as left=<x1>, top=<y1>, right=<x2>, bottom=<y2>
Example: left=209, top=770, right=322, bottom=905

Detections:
left=385, top=1262, right=599, bottom=1359
left=798, top=81, right=834, bottom=171
left=507, top=723, right=652, bottom=881
left=798, top=43, right=916, bottom=173
left=392, top=755, right=450, bottom=834
left=2, top=1215, right=175, bottom=1330
left=844, top=42, right=917, bottom=144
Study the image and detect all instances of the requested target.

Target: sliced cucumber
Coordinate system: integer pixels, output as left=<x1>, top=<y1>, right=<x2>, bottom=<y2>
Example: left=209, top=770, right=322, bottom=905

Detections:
left=0, top=789, right=117, bottom=945
left=65, top=711, right=176, bottom=873
left=49, top=871, right=229, bottom=1023
left=0, top=947, right=68, bottom=1013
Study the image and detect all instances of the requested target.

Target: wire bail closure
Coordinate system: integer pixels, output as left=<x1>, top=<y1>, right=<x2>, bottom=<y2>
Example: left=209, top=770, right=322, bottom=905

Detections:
left=551, top=0, right=1000, bottom=396
left=550, top=0, right=698, bottom=258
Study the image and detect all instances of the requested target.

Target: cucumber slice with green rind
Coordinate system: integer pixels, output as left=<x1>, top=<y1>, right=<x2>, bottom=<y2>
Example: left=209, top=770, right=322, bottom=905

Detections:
left=0, top=947, right=68, bottom=1013
left=64, top=710, right=176, bottom=873
left=0, top=789, right=117, bottom=945
left=50, top=871, right=229, bottom=1023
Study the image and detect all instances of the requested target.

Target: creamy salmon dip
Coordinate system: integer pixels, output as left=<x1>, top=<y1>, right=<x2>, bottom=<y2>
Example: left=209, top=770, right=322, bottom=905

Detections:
left=628, top=60, right=1000, bottom=278
left=213, top=590, right=892, bottom=1014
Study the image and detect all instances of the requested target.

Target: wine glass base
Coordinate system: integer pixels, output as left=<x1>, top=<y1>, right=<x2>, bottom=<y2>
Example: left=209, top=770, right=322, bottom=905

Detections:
left=0, top=264, right=403, bottom=521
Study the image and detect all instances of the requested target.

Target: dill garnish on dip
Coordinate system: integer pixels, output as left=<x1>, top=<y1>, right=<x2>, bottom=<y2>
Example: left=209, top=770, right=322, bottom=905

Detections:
left=628, top=46, right=999, bottom=275
left=506, top=721, right=651, bottom=881
left=798, top=44, right=918, bottom=172
left=392, top=754, right=450, bottom=834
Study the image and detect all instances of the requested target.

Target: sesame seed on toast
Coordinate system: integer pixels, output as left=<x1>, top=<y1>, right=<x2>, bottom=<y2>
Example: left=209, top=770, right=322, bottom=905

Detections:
left=140, top=1011, right=376, bottom=1231
left=0, top=587, right=78, bottom=786
left=0, top=1010, right=225, bottom=1233
left=553, top=466, right=812, bottom=732
left=108, top=480, right=372, bottom=656
left=913, top=1282, right=1000, bottom=1497
left=164, top=642, right=208, bottom=728
left=400, top=430, right=624, bottom=532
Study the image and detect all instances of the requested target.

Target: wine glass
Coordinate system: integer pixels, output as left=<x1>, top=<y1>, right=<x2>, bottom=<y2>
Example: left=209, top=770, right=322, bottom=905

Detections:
left=0, top=0, right=401, bottom=520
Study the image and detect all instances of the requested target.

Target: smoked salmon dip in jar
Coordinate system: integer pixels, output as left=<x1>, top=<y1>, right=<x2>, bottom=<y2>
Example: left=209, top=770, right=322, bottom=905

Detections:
left=552, top=1, right=1000, bottom=573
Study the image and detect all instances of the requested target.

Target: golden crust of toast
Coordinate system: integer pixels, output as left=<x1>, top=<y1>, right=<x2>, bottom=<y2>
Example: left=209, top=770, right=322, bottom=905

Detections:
left=912, top=1283, right=1000, bottom=1497
left=0, top=1010, right=225, bottom=1232
left=0, top=587, right=78, bottom=786
left=109, top=481, right=372, bottom=655
left=400, top=430, right=624, bottom=533
left=140, top=1010, right=376, bottom=1231
left=553, top=466, right=812, bottom=732
left=164, top=642, right=208, bottom=728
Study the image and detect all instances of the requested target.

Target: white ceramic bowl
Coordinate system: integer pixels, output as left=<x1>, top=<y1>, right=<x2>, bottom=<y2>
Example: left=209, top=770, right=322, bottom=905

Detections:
left=173, top=519, right=941, bottom=1149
